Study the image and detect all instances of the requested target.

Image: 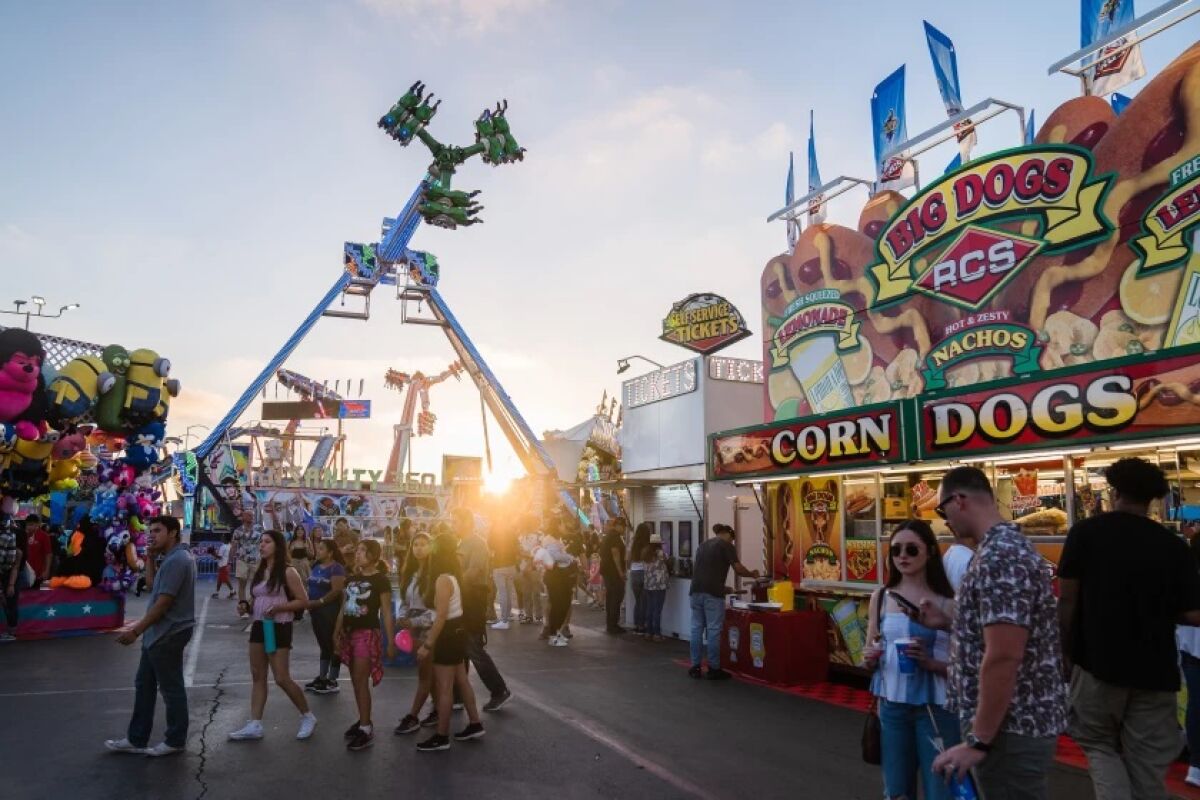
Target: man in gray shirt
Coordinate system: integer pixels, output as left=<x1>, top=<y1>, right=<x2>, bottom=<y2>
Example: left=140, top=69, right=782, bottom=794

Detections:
left=105, top=515, right=196, bottom=757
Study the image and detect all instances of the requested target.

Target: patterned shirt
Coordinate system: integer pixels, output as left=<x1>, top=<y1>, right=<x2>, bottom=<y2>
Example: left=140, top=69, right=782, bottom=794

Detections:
left=231, top=524, right=262, bottom=567
left=946, top=521, right=1067, bottom=739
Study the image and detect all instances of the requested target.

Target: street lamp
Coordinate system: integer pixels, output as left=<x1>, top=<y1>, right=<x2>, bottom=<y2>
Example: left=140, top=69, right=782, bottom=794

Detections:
left=616, top=355, right=665, bottom=374
left=182, top=424, right=210, bottom=450
left=0, top=296, right=81, bottom=330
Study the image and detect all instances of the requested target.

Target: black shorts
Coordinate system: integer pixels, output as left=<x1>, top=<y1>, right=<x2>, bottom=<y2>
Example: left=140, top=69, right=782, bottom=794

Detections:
left=433, top=619, right=467, bottom=666
left=250, top=620, right=294, bottom=649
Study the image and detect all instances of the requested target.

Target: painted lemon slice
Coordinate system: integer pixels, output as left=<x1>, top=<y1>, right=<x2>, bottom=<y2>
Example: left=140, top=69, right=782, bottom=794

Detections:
left=841, top=337, right=875, bottom=386
left=1120, top=261, right=1180, bottom=326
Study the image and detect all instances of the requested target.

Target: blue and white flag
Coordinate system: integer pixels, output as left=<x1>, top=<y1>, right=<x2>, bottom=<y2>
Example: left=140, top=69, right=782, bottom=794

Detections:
left=871, top=65, right=914, bottom=190
left=1081, top=0, right=1145, bottom=97
left=944, top=153, right=962, bottom=175
left=1025, top=109, right=1037, bottom=144
left=1111, top=92, right=1133, bottom=114
left=785, top=152, right=799, bottom=250
left=924, top=21, right=976, bottom=162
left=807, top=112, right=826, bottom=224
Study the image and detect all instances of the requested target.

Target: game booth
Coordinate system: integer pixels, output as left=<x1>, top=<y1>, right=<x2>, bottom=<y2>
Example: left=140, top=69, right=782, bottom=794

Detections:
left=709, top=37, right=1200, bottom=675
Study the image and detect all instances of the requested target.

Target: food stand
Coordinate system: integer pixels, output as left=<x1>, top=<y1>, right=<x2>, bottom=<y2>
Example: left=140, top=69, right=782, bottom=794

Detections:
left=710, top=39, right=1200, bottom=671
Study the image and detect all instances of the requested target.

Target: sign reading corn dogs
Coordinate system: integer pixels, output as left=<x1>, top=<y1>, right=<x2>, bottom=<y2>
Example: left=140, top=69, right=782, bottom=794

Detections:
left=869, top=147, right=1114, bottom=305
left=919, top=345, right=1200, bottom=459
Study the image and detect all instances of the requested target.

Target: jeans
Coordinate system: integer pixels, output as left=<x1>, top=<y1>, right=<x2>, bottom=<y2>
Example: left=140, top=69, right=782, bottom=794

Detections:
left=310, top=602, right=341, bottom=680
left=644, top=589, right=666, bottom=636
left=466, top=631, right=507, bottom=698
left=603, top=573, right=624, bottom=631
left=1, top=582, right=17, bottom=631
left=128, top=627, right=193, bottom=748
left=689, top=593, right=725, bottom=669
left=1184, top=653, right=1200, bottom=769
left=630, top=570, right=646, bottom=630
left=493, top=566, right=517, bottom=621
left=520, top=569, right=544, bottom=619
left=1069, top=666, right=1178, bottom=800
left=878, top=700, right=961, bottom=800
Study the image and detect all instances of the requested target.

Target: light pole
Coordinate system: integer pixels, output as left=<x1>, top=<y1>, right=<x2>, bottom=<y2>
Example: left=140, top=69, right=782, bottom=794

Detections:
left=616, top=355, right=665, bottom=374
left=0, top=297, right=81, bottom=330
left=182, top=424, right=210, bottom=451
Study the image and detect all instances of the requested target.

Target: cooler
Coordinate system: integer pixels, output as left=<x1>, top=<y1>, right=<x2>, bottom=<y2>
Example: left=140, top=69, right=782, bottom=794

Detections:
left=721, top=607, right=828, bottom=685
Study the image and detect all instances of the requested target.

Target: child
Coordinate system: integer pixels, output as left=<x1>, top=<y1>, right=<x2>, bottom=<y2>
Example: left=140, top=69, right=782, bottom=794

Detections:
left=335, top=539, right=396, bottom=751
left=587, top=552, right=604, bottom=610
left=212, top=533, right=234, bottom=599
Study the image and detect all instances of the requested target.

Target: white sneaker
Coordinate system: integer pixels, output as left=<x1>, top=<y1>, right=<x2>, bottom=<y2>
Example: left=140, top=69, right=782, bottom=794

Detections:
left=145, top=742, right=185, bottom=757
left=490, top=621, right=510, bottom=630
left=297, top=713, right=317, bottom=740
left=228, top=720, right=264, bottom=741
left=1186, top=766, right=1200, bottom=788
left=0, top=632, right=16, bottom=642
left=550, top=635, right=569, bottom=647
left=104, top=738, right=147, bottom=754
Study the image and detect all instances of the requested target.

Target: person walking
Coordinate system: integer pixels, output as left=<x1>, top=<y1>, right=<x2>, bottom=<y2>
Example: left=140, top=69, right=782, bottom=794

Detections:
left=305, top=538, right=347, bottom=694
left=688, top=524, right=759, bottom=680
left=336, top=539, right=396, bottom=751
left=628, top=522, right=652, bottom=636
left=490, top=520, right=519, bottom=631
left=642, top=534, right=670, bottom=641
left=212, top=532, right=235, bottom=599
left=23, top=515, right=51, bottom=589
left=925, top=466, right=1067, bottom=800
left=599, top=519, right=628, bottom=634
left=453, top=508, right=512, bottom=712
left=231, top=509, right=262, bottom=620
left=288, top=525, right=312, bottom=585
left=1181, top=535, right=1200, bottom=789
left=864, top=520, right=960, bottom=800
left=394, top=532, right=436, bottom=735
left=416, top=532, right=485, bottom=751
left=518, top=531, right=544, bottom=625
left=0, top=516, right=26, bottom=642
left=105, top=516, right=196, bottom=757
left=228, top=530, right=317, bottom=742
left=538, top=526, right=577, bottom=647
left=1058, top=457, right=1200, bottom=800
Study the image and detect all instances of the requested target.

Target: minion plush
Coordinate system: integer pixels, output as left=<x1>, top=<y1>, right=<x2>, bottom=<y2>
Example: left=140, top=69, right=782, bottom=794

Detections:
left=48, top=355, right=114, bottom=426
left=0, top=430, right=58, bottom=498
left=123, top=349, right=171, bottom=428
left=95, top=345, right=131, bottom=433
left=153, top=377, right=181, bottom=423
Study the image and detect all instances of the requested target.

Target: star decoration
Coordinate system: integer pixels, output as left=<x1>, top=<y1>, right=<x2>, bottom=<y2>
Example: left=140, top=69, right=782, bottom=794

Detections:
left=46, top=608, right=57, bottom=617
left=82, top=605, right=92, bottom=614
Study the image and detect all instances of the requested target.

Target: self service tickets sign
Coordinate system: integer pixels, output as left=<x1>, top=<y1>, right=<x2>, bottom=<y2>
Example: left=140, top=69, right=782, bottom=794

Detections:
left=660, top=293, right=751, bottom=356
left=761, top=41, right=1200, bottom=425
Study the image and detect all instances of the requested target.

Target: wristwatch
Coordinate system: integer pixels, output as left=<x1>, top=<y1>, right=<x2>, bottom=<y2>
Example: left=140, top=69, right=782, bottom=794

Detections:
left=965, top=732, right=993, bottom=753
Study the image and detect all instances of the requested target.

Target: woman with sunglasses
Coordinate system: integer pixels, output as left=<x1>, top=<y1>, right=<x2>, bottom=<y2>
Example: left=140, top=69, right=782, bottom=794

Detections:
left=864, top=519, right=960, bottom=800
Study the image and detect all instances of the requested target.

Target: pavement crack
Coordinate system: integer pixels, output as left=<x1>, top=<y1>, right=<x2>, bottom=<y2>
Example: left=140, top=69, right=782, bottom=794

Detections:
left=194, top=664, right=229, bottom=800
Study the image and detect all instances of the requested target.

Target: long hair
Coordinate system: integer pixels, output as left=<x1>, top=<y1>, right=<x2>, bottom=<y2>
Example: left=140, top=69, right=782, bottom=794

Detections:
left=251, top=529, right=290, bottom=592
left=400, top=532, right=431, bottom=596
left=315, top=536, right=344, bottom=566
left=356, top=538, right=384, bottom=575
left=423, top=532, right=463, bottom=607
left=630, top=521, right=652, bottom=559
left=884, top=519, right=954, bottom=599
left=641, top=541, right=662, bottom=564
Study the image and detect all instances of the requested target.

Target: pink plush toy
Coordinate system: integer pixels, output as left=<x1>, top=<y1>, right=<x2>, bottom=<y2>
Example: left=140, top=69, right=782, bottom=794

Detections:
left=0, top=329, right=48, bottom=440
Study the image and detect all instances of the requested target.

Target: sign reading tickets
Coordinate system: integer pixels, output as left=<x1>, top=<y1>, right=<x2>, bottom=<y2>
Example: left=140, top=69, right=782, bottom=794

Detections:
left=920, top=344, right=1200, bottom=459
left=660, top=293, right=751, bottom=355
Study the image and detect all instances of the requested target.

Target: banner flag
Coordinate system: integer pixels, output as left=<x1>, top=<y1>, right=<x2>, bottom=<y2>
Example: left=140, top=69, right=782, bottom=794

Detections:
left=1025, top=109, right=1037, bottom=144
left=1081, top=0, right=1146, bottom=97
left=924, top=21, right=976, bottom=161
left=807, top=112, right=826, bottom=224
left=871, top=65, right=915, bottom=190
left=944, top=152, right=962, bottom=175
left=785, top=152, right=798, bottom=250
left=1111, top=92, right=1133, bottom=114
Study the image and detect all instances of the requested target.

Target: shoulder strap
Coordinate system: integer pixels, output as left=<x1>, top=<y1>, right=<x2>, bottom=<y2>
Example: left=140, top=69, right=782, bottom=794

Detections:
left=872, top=588, right=885, bottom=639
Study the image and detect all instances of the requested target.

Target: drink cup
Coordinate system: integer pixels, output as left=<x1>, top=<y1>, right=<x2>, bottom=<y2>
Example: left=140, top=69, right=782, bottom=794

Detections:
left=895, top=637, right=917, bottom=674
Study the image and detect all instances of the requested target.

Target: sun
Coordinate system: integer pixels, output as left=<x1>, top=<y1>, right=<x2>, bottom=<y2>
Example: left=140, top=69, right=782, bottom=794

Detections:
left=483, top=468, right=516, bottom=495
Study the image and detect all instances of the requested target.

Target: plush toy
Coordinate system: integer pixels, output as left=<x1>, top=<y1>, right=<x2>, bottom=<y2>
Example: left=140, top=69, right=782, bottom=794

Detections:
left=123, top=349, right=171, bottom=428
left=47, top=355, right=114, bottom=427
left=0, top=329, right=48, bottom=440
left=153, top=376, right=180, bottom=424
left=122, top=421, right=164, bottom=472
left=0, top=429, right=59, bottom=498
left=95, top=345, right=131, bottom=433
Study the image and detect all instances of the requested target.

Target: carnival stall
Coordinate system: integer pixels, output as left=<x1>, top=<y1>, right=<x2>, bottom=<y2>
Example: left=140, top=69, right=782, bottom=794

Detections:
left=710, top=34, right=1200, bottom=671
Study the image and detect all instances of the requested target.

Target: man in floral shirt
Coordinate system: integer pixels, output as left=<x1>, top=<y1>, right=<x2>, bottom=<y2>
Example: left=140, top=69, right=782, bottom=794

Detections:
left=230, top=510, right=262, bottom=619
left=922, top=466, right=1066, bottom=800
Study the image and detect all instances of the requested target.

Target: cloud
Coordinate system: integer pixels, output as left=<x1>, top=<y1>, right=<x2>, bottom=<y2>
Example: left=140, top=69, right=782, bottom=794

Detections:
left=358, top=0, right=549, bottom=36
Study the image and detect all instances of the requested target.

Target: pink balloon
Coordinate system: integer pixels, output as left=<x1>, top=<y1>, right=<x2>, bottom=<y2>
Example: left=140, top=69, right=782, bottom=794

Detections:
left=394, top=629, right=414, bottom=653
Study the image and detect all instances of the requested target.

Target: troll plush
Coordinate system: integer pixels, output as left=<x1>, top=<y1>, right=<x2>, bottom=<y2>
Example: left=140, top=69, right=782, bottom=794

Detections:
left=0, top=329, right=48, bottom=440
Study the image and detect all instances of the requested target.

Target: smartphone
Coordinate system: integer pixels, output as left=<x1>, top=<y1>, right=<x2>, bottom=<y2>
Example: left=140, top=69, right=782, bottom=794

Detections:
left=889, top=590, right=921, bottom=618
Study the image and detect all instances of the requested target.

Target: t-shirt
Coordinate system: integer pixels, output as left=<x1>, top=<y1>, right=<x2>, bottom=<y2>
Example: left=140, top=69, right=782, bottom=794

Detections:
left=231, top=524, right=262, bottom=566
left=491, top=529, right=518, bottom=569
left=143, top=544, right=196, bottom=650
left=25, top=529, right=51, bottom=576
left=563, top=532, right=585, bottom=560
left=942, top=544, right=974, bottom=593
left=216, top=544, right=231, bottom=568
left=457, top=533, right=491, bottom=588
left=690, top=537, right=739, bottom=596
left=599, top=530, right=625, bottom=578
left=307, top=561, right=346, bottom=602
left=1059, top=511, right=1200, bottom=691
left=342, top=571, right=391, bottom=632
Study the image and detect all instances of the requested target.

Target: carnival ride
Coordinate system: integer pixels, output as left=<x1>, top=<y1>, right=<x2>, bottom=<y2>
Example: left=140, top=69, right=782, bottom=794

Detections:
left=382, top=361, right=464, bottom=484
left=273, top=368, right=345, bottom=474
left=193, top=82, right=572, bottom=524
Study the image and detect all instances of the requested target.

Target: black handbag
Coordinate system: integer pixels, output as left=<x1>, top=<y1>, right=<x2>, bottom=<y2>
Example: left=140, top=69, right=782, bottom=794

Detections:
left=861, top=589, right=884, bottom=764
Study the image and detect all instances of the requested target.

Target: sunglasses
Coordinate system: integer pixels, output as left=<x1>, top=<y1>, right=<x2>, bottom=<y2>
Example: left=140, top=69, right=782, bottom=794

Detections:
left=889, top=543, right=922, bottom=558
left=934, top=493, right=964, bottom=520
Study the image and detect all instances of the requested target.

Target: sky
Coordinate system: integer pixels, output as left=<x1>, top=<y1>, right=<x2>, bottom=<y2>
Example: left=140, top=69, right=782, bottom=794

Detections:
left=1, top=1, right=1196, bottom=487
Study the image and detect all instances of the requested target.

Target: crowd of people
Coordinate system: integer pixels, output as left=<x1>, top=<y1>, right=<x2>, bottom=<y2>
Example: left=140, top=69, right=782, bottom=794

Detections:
left=865, top=458, right=1200, bottom=800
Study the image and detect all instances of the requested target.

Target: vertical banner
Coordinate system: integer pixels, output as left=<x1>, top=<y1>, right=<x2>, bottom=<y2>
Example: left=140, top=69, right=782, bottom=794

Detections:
left=798, top=476, right=843, bottom=582
left=807, top=111, right=826, bottom=224
left=1025, top=108, right=1037, bottom=144
left=1081, top=0, right=1146, bottom=97
left=944, top=153, right=962, bottom=175
left=923, top=21, right=977, bottom=162
left=785, top=152, right=799, bottom=251
left=870, top=66, right=915, bottom=191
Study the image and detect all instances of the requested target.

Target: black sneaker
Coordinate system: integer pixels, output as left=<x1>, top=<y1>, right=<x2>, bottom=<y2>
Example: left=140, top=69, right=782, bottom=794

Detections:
left=417, top=733, right=450, bottom=752
left=304, top=678, right=323, bottom=692
left=688, top=665, right=703, bottom=679
left=347, top=728, right=374, bottom=751
left=315, top=678, right=340, bottom=694
left=453, top=722, right=485, bottom=741
left=394, top=715, right=420, bottom=735
left=420, top=711, right=438, bottom=728
left=482, top=689, right=512, bottom=713
left=706, top=668, right=732, bottom=681
left=606, top=627, right=626, bottom=635
left=344, top=721, right=363, bottom=739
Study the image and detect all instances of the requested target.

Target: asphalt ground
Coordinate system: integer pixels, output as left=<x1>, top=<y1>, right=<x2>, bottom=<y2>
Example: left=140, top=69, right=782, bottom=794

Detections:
left=0, top=584, right=1106, bottom=800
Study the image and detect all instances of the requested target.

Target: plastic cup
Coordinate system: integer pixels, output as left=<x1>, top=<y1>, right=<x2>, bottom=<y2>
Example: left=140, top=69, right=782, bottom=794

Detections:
left=895, top=637, right=917, bottom=674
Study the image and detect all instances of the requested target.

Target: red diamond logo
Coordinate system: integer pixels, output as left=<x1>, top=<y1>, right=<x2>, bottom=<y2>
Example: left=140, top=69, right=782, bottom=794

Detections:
left=914, top=225, right=1042, bottom=310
